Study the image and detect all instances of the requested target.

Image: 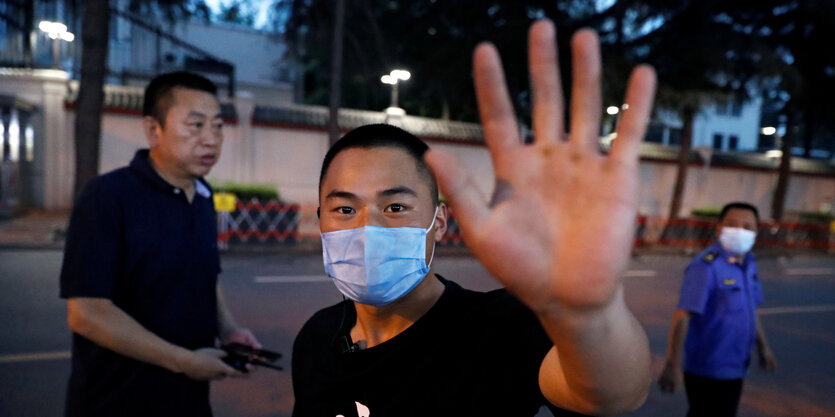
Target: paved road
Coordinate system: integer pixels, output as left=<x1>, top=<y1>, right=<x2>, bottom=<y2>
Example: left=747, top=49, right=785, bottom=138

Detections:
left=1, top=250, right=833, bottom=417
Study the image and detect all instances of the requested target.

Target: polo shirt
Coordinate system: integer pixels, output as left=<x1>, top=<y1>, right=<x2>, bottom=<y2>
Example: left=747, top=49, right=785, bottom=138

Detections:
left=60, top=149, right=220, bottom=417
left=677, top=242, right=763, bottom=380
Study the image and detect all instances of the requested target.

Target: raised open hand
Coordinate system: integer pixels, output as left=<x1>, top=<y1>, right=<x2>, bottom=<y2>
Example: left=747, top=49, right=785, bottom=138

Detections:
left=425, top=20, right=656, bottom=314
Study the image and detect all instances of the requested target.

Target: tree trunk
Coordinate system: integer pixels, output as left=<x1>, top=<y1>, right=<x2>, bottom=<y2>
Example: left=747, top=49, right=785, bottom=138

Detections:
left=73, top=0, right=110, bottom=200
left=327, top=0, right=345, bottom=146
left=771, top=119, right=795, bottom=222
left=668, top=107, right=695, bottom=220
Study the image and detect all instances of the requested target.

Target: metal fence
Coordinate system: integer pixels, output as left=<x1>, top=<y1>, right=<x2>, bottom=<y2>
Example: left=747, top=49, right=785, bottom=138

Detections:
left=635, top=216, right=834, bottom=252
left=216, top=203, right=834, bottom=253
left=217, top=199, right=300, bottom=249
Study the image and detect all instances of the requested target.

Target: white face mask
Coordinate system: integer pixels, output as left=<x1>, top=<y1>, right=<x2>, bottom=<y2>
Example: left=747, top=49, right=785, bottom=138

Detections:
left=719, top=227, right=756, bottom=254
left=321, top=207, right=438, bottom=306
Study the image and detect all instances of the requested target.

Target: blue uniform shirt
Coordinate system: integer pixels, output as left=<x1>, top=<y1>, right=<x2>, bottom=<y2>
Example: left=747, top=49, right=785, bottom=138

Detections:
left=677, top=242, right=763, bottom=380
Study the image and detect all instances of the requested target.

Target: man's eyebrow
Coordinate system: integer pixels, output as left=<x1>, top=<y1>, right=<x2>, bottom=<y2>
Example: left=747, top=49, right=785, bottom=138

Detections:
left=325, top=190, right=358, bottom=200
left=379, top=186, right=417, bottom=198
left=186, top=110, right=223, bottom=119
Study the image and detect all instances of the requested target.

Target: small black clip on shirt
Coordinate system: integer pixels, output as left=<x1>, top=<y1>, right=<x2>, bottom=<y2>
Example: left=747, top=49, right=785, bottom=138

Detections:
left=221, top=342, right=283, bottom=372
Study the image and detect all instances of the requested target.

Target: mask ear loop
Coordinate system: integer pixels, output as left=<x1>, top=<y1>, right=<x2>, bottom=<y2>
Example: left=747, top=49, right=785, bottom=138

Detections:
left=425, top=206, right=439, bottom=269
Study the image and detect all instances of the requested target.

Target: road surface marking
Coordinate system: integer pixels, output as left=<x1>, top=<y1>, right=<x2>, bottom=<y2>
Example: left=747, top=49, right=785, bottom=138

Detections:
left=759, top=304, right=835, bottom=316
left=254, top=275, right=330, bottom=283
left=783, top=268, right=835, bottom=276
left=624, top=270, right=658, bottom=277
left=0, top=350, right=71, bottom=363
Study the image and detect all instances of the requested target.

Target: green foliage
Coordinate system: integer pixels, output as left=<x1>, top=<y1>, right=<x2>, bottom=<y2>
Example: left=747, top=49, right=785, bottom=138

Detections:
left=790, top=211, right=834, bottom=224
left=691, top=206, right=722, bottom=219
left=211, top=182, right=281, bottom=202
left=278, top=0, right=633, bottom=122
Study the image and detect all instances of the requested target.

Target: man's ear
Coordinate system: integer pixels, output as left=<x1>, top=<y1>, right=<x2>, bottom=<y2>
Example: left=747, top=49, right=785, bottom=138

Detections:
left=142, top=116, right=162, bottom=148
left=433, top=203, right=449, bottom=242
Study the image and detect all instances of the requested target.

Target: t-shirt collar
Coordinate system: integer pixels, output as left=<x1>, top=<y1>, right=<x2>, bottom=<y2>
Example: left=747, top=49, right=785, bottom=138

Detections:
left=711, top=241, right=752, bottom=265
left=130, top=149, right=211, bottom=199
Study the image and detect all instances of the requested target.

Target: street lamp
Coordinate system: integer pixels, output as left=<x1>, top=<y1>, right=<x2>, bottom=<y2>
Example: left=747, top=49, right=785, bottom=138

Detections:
left=761, top=126, right=777, bottom=136
left=381, top=69, right=411, bottom=116
left=38, top=20, right=74, bottom=69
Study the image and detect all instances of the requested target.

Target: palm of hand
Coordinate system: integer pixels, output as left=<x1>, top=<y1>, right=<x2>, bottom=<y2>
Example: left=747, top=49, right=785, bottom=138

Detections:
left=475, top=144, right=638, bottom=311
left=426, top=21, right=655, bottom=313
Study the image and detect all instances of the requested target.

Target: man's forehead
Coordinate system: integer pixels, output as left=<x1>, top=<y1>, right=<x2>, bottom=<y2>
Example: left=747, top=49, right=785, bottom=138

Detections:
left=168, top=87, right=220, bottom=114
left=322, top=147, right=426, bottom=193
left=722, top=208, right=757, bottom=224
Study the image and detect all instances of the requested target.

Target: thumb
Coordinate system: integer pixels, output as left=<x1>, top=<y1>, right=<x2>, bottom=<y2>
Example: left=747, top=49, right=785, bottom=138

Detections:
left=424, top=149, right=489, bottom=242
left=198, top=347, right=228, bottom=358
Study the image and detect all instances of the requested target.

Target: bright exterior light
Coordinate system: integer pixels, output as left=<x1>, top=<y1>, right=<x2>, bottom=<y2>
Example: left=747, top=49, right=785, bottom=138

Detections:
left=761, top=126, right=777, bottom=136
left=391, top=69, right=411, bottom=81
left=38, top=20, right=74, bottom=42
left=382, top=70, right=411, bottom=85
left=765, top=149, right=782, bottom=159
left=606, top=106, right=619, bottom=115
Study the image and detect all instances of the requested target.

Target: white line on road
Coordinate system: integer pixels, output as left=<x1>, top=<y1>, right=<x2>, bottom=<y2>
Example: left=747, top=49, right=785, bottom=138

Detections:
left=783, top=268, right=835, bottom=276
left=624, top=270, right=658, bottom=277
left=254, top=275, right=330, bottom=283
left=759, top=304, right=835, bottom=316
left=0, top=350, right=71, bottom=364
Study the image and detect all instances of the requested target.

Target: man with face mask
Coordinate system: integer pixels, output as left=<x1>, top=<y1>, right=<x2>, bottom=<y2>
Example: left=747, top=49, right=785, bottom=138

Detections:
left=293, top=20, right=657, bottom=417
left=659, top=202, right=777, bottom=417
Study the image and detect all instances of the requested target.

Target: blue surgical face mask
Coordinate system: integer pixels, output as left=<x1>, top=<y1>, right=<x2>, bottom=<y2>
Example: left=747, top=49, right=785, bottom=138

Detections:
left=322, top=207, right=438, bottom=306
left=719, top=226, right=756, bottom=254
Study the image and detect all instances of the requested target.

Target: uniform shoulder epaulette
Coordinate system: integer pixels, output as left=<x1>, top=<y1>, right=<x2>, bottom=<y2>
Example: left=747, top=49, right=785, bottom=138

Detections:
left=702, top=251, right=718, bottom=264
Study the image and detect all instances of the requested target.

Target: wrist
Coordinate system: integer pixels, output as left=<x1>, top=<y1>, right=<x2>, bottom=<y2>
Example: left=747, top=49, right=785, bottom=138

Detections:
left=168, top=346, right=195, bottom=374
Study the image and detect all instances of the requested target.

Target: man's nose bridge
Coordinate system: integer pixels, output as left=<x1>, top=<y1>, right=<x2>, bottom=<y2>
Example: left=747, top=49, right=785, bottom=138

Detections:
left=360, top=208, right=385, bottom=228
left=200, top=124, right=221, bottom=146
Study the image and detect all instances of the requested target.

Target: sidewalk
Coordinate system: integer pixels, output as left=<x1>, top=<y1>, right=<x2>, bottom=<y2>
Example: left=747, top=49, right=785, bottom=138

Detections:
left=0, top=210, right=70, bottom=250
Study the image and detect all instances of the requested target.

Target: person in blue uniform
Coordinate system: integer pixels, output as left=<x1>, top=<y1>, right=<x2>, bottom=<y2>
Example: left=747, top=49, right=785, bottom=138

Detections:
left=659, top=202, right=777, bottom=417
left=60, top=72, right=261, bottom=417
left=293, top=20, right=659, bottom=417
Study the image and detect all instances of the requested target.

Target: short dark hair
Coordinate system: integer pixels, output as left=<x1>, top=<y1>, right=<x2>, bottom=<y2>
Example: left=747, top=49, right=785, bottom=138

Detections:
left=318, top=124, right=439, bottom=205
left=720, top=202, right=760, bottom=223
left=142, top=71, right=217, bottom=126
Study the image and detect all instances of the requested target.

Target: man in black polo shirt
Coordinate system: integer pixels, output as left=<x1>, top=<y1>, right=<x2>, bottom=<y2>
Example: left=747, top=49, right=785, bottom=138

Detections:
left=293, top=21, right=657, bottom=416
left=60, top=72, right=260, bottom=417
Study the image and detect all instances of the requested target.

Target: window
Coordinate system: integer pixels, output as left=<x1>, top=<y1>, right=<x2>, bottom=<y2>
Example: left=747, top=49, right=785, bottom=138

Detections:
left=668, top=128, right=683, bottom=146
left=730, top=98, right=743, bottom=117
left=728, top=135, right=739, bottom=150
left=645, top=123, right=665, bottom=143
left=713, top=133, right=724, bottom=150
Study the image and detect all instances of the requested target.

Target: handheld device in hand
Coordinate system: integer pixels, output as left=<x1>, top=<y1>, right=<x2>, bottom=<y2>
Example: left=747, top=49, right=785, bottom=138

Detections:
left=221, top=343, right=283, bottom=372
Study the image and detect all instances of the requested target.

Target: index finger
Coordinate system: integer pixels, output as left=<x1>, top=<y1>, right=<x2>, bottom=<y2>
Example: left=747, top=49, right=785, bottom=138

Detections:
left=474, top=42, right=522, bottom=157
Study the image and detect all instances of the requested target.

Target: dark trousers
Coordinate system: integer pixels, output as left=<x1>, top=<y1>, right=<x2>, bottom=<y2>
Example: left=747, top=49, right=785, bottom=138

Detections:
left=684, top=373, right=744, bottom=417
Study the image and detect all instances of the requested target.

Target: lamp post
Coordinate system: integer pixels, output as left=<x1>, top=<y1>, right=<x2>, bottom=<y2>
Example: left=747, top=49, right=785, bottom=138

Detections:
left=381, top=69, right=410, bottom=116
left=38, top=20, right=74, bottom=69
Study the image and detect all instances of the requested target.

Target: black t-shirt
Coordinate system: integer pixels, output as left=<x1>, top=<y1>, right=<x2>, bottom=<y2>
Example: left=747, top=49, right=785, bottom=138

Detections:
left=292, top=276, right=588, bottom=417
left=60, top=150, right=220, bottom=417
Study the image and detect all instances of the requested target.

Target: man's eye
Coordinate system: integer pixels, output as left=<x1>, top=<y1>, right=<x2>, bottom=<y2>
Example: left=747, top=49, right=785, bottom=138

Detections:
left=189, top=122, right=203, bottom=129
left=386, top=204, right=405, bottom=213
left=212, top=123, right=223, bottom=130
left=337, top=207, right=355, bottom=214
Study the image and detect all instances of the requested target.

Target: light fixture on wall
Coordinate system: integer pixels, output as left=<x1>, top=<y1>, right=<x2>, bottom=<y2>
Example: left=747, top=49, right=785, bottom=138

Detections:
left=381, top=69, right=411, bottom=116
left=38, top=21, right=74, bottom=69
